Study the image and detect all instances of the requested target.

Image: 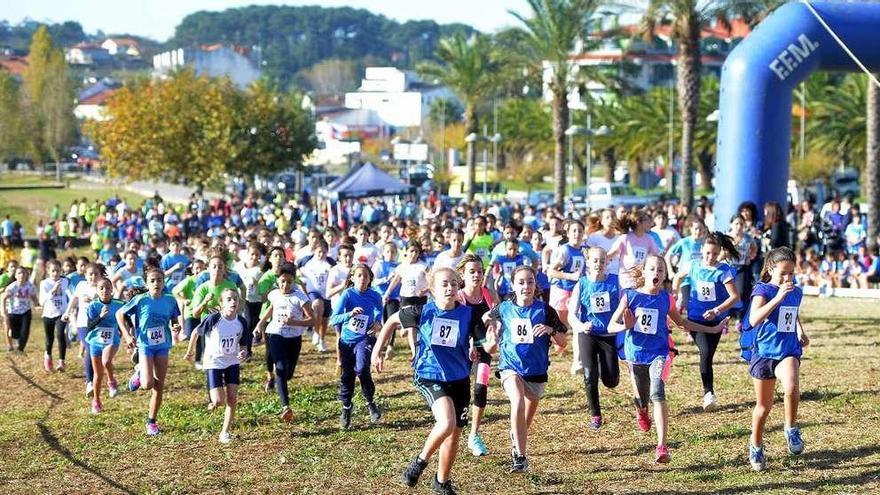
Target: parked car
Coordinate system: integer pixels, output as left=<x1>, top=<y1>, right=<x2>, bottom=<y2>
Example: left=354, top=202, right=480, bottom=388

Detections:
left=831, top=168, right=859, bottom=198
left=572, top=182, right=656, bottom=210
left=527, top=191, right=555, bottom=208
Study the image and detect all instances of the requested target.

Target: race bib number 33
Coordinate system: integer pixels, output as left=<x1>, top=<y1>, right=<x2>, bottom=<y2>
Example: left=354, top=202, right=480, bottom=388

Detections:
left=430, top=317, right=460, bottom=348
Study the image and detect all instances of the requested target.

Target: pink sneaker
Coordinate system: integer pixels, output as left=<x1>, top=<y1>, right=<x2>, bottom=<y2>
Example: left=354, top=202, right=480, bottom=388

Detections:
left=44, top=354, right=53, bottom=372
left=655, top=444, right=671, bottom=463
left=91, top=399, right=103, bottom=415
left=146, top=422, right=161, bottom=436
left=55, top=360, right=66, bottom=372
left=636, top=407, right=651, bottom=432
left=108, top=379, right=118, bottom=398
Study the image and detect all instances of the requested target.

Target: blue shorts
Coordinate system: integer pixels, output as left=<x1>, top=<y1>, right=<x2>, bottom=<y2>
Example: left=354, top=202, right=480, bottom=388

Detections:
left=307, top=291, right=332, bottom=318
left=207, top=364, right=241, bottom=389
left=88, top=343, right=119, bottom=357
left=749, top=354, right=800, bottom=380
left=139, top=346, right=170, bottom=359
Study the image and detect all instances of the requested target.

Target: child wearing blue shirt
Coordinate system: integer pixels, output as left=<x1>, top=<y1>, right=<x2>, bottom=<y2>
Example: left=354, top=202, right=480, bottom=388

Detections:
left=330, top=264, right=384, bottom=429
left=484, top=265, right=567, bottom=474
left=743, top=247, right=810, bottom=472
left=85, top=278, right=124, bottom=414
left=490, top=239, right=525, bottom=299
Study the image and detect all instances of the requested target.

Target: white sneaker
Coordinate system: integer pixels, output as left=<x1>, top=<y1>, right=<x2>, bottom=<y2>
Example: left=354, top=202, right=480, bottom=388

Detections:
left=218, top=431, right=232, bottom=444
left=194, top=362, right=203, bottom=371
left=310, top=330, right=320, bottom=346
left=85, top=381, right=94, bottom=397
left=317, top=339, right=329, bottom=353
left=570, top=363, right=584, bottom=376
left=703, top=391, right=718, bottom=412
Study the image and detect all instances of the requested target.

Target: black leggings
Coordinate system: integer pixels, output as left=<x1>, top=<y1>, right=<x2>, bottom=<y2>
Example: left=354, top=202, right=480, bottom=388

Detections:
left=42, top=316, right=67, bottom=360
left=245, top=301, right=262, bottom=354
left=689, top=329, right=722, bottom=394
left=383, top=298, right=400, bottom=345
left=8, top=311, right=32, bottom=352
left=268, top=334, right=302, bottom=407
left=578, top=333, right=620, bottom=417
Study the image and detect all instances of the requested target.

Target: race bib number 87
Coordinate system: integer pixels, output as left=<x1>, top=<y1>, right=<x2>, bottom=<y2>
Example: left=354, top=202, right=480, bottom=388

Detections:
left=431, top=317, right=460, bottom=348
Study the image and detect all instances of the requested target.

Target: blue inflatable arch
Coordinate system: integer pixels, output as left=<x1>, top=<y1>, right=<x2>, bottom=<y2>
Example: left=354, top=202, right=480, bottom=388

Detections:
left=716, top=0, right=880, bottom=229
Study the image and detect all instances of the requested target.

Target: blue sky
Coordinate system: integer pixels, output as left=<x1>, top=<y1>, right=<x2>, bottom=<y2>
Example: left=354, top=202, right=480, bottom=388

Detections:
left=5, top=0, right=531, bottom=41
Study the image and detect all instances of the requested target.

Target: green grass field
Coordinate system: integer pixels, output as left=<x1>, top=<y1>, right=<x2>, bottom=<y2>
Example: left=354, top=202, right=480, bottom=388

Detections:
left=0, top=175, right=144, bottom=235
left=0, top=297, right=878, bottom=494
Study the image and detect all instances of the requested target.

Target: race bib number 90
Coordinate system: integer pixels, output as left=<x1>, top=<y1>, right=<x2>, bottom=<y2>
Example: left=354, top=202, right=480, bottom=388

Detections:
left=696, top=281, right=716, bottom=302
left=430, top=317, right=460, bottom=348
left=510, top=318, right=534, bottom=344
left=777, top=306, right=798, bottom=333
left=633, top=308, right=659, bottom=335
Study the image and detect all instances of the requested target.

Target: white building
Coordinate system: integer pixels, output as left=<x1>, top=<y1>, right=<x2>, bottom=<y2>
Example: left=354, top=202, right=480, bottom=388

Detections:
left=65, top=43, right=111, bottom=66
left=344, top=67, right=456, bottom=128
left=152, top=44, right=261, bottom=89
left=101, top=38, right=141, bottom=58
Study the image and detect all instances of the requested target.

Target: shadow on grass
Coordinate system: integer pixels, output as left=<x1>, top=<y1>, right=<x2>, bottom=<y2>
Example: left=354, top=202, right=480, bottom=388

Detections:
left=6, top=357, right=137, bottom=494
left=800, top=389, right=878, bottom=403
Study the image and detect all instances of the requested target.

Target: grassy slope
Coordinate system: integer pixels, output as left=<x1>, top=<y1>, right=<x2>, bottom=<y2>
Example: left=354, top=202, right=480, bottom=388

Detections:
left=0, top=298, right=878, bottom=494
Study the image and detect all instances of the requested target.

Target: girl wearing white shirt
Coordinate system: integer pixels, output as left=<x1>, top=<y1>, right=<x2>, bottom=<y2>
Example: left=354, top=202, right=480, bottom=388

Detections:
left=1, top=266, right=38, bottom=352
left=64, top=263, right=105, bottom=396
left=39, top=260, right=70, bottom=371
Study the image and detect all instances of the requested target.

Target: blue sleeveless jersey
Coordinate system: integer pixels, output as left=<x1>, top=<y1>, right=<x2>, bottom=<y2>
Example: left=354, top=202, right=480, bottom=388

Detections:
left=496, top=300, right=555, bottom=377
left=623, top=289, right=671, bottom=364
left=574, top=274, right=620, bottom=335
left=751, top=283, right=803, bottom=360
left=551, top=244, right=585, bottom=291
left=413, top=302, right=474, bottom=382
left=686, top=261, right=734, bottom=324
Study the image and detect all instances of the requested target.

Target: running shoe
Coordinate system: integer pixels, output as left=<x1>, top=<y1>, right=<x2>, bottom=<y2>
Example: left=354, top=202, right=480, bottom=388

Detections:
left=264, top=377, right=275, bottom=393
left=467, top=433, right=489, bottom=457
left=310, top=329, right=319, bottom=346
left=588, top=415, right=603, bottom=431
left=570, top=363, right=584, bottom=376
left=194, top=362, right=203, bottom=371
left=636, top=407, right=651, bottom=432
left=44, top=353, right=53, bottom=372
left=749, top=443, right=767, bottom=471
left=785, top=426, right=805, bottom=455
left=108, top=379, right=118, bottom=398
left=55, top=360, right=66, bottom=372
left=281, top=406, right=294, bottom=423
left=510, top=454, right=529, bottom=474
left=317, top=339, right=329, bottom=353
left=218, top=431, right=232, bottom=444
left=128, top=370, right=141, bottom=392
left=367, top=402, right=382, bottom=423
left=402, top=456, right=428, bottom=487
left=91, top=399, right=103, bottom=415
left=145, top=422, right=161, bottom=436
left=655, top=444, right=671, bottom=463
left=703, top=392, right=719, bottom=412
left=85, top=381, right=94, bottom=398
left=432, top=476, right=458, bottom=495
left=340, top=405, right=353, bottom=429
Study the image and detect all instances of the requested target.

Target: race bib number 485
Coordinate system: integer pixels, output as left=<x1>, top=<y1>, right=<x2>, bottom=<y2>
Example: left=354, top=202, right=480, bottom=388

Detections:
left=431, top=317, right=460, bottom=348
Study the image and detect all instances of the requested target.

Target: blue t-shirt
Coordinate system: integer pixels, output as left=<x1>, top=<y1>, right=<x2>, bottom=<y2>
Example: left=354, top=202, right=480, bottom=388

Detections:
left=161, top=253, right=190, bottom=288
left=669, top=236, right=703, bottom=269
left=551, top=244, right=585, bottom=291
left=196, top=270, right=243, bottom=288
left=330, top=287, right=384, bottom=344
left=66, top=272, right=84, bottom=296
left=686, top=261, right=735, bottom=324
left=751, top=282, right=803, bottom=360
left=399, top=302, right=477, bottom=382
left=623, top=289, right=672, bottom=365
left=491, top=254, right=525, bottom=296
left=573, top=274, right=620, bottom=335
left=491, top=240, right=539, bottom=266
left=373, top=261, right=400, bottom=299
left=490, top=299, right=564, bottom=379
left=120, top=293, right=181, bottom=351
left=85, top=299, right=124, bottom=347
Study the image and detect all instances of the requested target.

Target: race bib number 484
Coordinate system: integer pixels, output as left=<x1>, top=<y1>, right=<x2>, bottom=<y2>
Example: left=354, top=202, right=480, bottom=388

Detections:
left=431, top=317, right=460, bottom=348
left=146, top=326, right=166, bottom=346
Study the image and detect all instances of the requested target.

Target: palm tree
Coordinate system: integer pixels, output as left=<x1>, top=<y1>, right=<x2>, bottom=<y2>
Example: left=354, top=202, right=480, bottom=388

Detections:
left=418, top=34, right=500, bottom=202
left=867, top=76, right=879, bottom=250
left=509, top=0, right=606, bottom=207
left=809, top=74, right=866, bottom=168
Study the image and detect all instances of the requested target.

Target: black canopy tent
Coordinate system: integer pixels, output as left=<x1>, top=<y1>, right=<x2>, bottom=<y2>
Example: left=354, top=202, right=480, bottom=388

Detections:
left=318, top=162, right=416, bottom=224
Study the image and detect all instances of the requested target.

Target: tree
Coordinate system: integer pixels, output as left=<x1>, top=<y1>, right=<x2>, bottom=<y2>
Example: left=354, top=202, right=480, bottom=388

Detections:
left=418, top=33, right=501, bottom=201
left=509, top=0, right=605, bottom=207
left=867, top=76, right=879, bottom=250
left=0, top=71, right=23, bottom=162
left=87, top=71, right=315, bottom=186
left=297, top=58, right=359, bottom=97
left=20, top=26, right=75, bottom=180
left=638, top=0, right=758, bottom=208
left=809, top=74, right=866, bottom=169
left=427, top=98, right=463, bottom=127
left=498, top=97, right=553, bottom=166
